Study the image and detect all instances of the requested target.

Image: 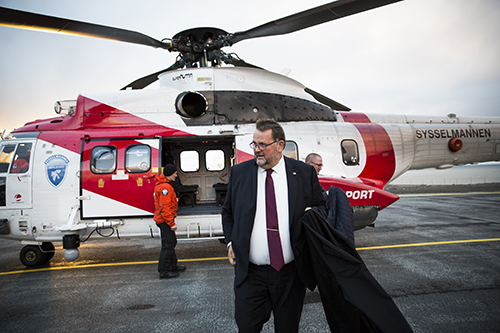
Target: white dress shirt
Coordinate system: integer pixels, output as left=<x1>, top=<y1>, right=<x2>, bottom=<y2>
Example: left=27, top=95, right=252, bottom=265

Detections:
left=249, top=156, right=294, bottom=265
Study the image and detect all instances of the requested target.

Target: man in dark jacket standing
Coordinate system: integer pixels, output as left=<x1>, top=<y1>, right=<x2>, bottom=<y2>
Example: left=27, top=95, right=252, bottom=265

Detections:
left=154, top=164, right=186, bottom=279
left=222, top=119, right=325, bottom=332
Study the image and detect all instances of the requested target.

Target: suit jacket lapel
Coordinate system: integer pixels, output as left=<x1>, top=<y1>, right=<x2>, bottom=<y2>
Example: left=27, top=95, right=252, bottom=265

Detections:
left=285, top=157, right=298, bottom=227
left=247, top=161, right=259, bottom=228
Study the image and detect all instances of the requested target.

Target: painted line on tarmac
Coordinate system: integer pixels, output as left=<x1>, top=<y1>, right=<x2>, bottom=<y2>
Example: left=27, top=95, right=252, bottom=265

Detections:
left=0, top=256, right=227, bottom=276
left=2, top=238, right=500, bottom=276
left=356, top=238, right=500, bottom=251
left=398, top=191, right=500, bottom=198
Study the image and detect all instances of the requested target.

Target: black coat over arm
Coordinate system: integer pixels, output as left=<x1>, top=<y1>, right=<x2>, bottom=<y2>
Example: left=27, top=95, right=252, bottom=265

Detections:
left=301, top=207, right=413, bottom=333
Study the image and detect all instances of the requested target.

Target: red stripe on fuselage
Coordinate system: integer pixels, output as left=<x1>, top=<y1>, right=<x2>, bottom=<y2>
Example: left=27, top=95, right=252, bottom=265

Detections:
left=83, top=97, right=158, bottom=128
left=237, top=150, right=254, bottom=164
left=14, top=96, right=198, bottom=213
left=81, top=138, right=160, bottom=214
left=342, top=112, right=395, bottom=188
left=37, top=125, right=195, bottom=155
left=319, top=177, right=399, bottom=209
left=339, top=112, right=372, bottom=123
left=16, top=95, right=196, bottom=154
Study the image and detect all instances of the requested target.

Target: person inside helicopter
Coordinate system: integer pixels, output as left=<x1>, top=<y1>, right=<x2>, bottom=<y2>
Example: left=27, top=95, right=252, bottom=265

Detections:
left=10, top=143, right=32, bottom=174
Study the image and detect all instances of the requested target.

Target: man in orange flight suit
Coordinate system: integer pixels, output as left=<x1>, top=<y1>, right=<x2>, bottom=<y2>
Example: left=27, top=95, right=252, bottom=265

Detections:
left=154, top=164, right=186, bottom=279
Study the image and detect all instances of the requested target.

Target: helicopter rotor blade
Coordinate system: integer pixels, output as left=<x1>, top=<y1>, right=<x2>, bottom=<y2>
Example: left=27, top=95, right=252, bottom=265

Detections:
left=121, top=62, right=183, bottom=90
left=228, top=0, right=402, bottom=44
left=220, top=53, right=262, bottom=69
left=0, top=6, right=171, bottom=50
left=305, top=87, right=351, bottom=111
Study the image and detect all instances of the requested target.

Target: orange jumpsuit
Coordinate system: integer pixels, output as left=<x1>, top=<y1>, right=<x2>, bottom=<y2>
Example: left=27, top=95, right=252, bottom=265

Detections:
left=154, top=174, right=179, bottom=275
left=154, top=174, right=178, bottom=226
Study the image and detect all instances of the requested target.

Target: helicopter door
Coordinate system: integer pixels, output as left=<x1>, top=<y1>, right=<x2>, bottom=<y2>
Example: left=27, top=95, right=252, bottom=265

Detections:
left=0, top=141, right=34, bottom=209
left=81, top=138, right=160, bottom=219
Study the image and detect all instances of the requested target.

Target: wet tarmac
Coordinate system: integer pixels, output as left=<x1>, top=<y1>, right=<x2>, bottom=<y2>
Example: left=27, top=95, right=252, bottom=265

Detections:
left=1, top=187, right=499, bottom=332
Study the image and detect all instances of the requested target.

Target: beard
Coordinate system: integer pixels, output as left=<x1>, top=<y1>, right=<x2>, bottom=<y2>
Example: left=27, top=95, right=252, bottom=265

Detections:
left=254, top=151, right=280, bottom=168
left=254, top=153, right=268, bottom=167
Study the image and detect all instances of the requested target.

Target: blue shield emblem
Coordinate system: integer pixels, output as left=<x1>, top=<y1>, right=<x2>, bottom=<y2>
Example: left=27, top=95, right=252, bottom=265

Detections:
left=45, top=154, right=69, bottom=188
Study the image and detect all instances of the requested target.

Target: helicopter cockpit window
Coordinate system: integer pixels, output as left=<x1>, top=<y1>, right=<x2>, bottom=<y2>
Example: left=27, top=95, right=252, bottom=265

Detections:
left=0, top=144, right=16, bottom=173
left=206, top=150, right=225, bottom=171
left=283, top=141, right=298, bottom=160
left=91, top=146, right=117, bottom=174
left=125, top=145, right=151, bottom=173
left=341, top=140, right=359, bottom=166
left=9, top=143, right=32, bottom=174
left=180, top=150, right=199, bottom=172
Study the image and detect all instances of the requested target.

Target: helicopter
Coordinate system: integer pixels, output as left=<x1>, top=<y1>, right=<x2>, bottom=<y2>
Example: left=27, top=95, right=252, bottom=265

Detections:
left=1, top=0, right=499, bottom=267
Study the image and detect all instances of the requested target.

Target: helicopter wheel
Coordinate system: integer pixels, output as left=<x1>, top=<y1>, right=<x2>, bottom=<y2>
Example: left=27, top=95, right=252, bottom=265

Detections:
left=20, top=245, right=47, bottom=267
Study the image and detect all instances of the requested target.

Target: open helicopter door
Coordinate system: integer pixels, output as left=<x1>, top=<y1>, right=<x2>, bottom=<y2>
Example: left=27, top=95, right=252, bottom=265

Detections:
left=0, top=140, right=35, bottom=237
left=0, top=140, right=35, bottom=210
left=80, top=137, right=160, bottom=219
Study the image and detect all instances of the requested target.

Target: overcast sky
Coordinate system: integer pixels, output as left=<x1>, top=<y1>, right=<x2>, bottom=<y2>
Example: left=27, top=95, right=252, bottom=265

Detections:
left=1, top=0, right=499, bottom=135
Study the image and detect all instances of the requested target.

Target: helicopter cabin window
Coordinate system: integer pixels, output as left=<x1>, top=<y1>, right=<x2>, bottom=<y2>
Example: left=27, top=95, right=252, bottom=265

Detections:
left=91, top=146, right=117, bottom=174
left=341, top=140, right=359, bottom=166
left=125, top=145, right=151, bottom=173
left=0, top=144, right=16, bottom=173
left=180, top=150, right=199, bottom=172
left=9, top=143, right=32, bottom=174
left=283, top=141, right=298, bottom=160
left=206, top=150, right=225, bottom=172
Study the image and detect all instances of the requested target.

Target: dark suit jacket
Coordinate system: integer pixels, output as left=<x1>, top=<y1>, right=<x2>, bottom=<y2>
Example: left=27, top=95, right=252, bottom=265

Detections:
left=222, top=156, right=325, bottom=288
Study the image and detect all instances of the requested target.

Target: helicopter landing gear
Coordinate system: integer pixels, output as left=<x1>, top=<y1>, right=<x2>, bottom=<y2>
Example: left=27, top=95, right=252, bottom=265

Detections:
left=19, top=242, right=55, bottom=267
left=41, top=242, right=55, bottom=261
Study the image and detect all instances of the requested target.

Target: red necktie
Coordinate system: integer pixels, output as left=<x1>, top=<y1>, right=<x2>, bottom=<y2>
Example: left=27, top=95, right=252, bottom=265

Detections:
left=266, top=169, right=284, bottom=271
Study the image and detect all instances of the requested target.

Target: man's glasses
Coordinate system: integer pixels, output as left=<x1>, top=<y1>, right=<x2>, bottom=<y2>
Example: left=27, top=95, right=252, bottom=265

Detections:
left=310, top=161, right=323, bottom=168
left=249, top=141, right=277, bottom=151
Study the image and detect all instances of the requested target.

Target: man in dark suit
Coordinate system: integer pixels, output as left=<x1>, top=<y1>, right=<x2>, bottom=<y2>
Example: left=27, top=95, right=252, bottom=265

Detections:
left=222, top=119, right=325, bottom=332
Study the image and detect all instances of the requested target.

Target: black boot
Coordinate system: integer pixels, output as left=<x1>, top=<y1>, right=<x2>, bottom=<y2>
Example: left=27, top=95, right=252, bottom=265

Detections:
left=173, top=265, right=186, bottom=272
left=160, top=271, right=180, bottom=279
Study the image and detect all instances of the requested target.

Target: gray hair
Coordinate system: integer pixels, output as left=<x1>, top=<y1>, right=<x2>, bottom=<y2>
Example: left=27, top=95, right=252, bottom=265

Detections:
left=305, top=153, right=322, bottom=164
